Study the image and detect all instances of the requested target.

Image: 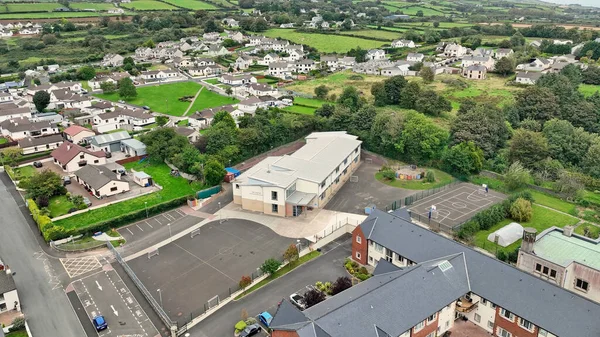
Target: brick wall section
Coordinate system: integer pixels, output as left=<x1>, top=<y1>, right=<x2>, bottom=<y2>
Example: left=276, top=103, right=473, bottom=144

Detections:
left=411, top=313, right=439, bottom=337
left=116, top=155, right=147, bottom=165
left=352, top=226, right=367, bottom=265
left=272, top=330, right=300, bottom=337
left=494, top=307, right=538, bottom=337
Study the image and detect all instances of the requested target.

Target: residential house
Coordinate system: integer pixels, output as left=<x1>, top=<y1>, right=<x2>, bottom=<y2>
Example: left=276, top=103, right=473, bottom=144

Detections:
left=135, top=47, right=153, bottom=60
left=89, top=131, right=131, bottom=153
left=190, top=42, right=209, bottom=52
left=461, top=55, right=496, bottom=70
left=495, top=48, right=514, bottom=59
left=189, top=105, right=237, bottom=128
left=227, top=31, right=245, bottom=42
left=391, top=39, right=415, bottom=48
left=237, top=96, right=264, bottom=113
left=29, top=112, right=63, bottom=124
left=321, top=21, right=330, bottom=29
left=0, top=118, right=58, bottom=140
left=280, top=23, right=294, bottom=28
left=353, top=60, right=394, bottom=75
left=515, top=71, right=543, bottom=85
left=516, top=57, right=552, bottom=72
left=195, top=58, right=215, bottom=67
left=473, top=47, right=494, bottom=58
left=49, top=90, right=92, bottom=110
left=203, top=32, right=221, bottom=40
left=92, top=108, right=154, bottom=133
left=0, top=104, right=31, bottom=122
left=235, top=55, right=254, bottom=70
left=88, top=72, right=131, bottom=90
left=366, top=49, right=386, bottom=61
left=0, top=260, right=21, bottom=318
left=0, top=93, right=13, bottom=103
left=172, top=57, right=195, bottom=68
left=462, top=65, right=487, bottom=80
left=188, top=65, right=222, bottom=77
left=294, top=59, right=316, bottom=73
left=443, top=43, right=468, bottom=57
left=553, top=39, right=573, bottom=45
left=245, top=83, right=278, bottom=97
left=222, top=18, right=239, bottom=28
left=530, top=40, right=542, bottom=48
left=286, top=49, right=305, bottom=62
left=84, top=101, right=114, bottom=115
left=381, top=62, right=414, bottom=77
left=27, top=81, right=81, bottom=96
left=174, top=127, right=200, bottom=143
left=101, top=54, right=125, bottom=67
left=51, top=142, right=106, bottom=172
left=338, top=56, right=356, bottom=69
left=120, top=138, right=147, bottom=157
left=248, top=35, right=265, bottom=46
left=63, top=125, right=95, bottom=144
left=407, top=53, right=424, bottom=62
left=206, top=45, right=230, bottom=57
left=259, top=53, right=280, bottom=66
left=284, top=44, right=304, bottom=54
left=233, top=132, right=361, bottom=216
left=320, top=56, right=339, bottom=70
left=139, top=70, right=179, bottom=82
left=268, top=62, right=293, bottom=78
left=75, top=164, right=130, bottom=198
left=17, top=134, right=63, bottom=155
left=219, top=74, right=257, bottom=86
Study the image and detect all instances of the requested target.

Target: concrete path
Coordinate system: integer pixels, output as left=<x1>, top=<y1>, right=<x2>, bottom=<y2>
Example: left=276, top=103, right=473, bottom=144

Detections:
left=91, top=233, right=123, bottom=242
left=183, top=86, right=204, bottom=117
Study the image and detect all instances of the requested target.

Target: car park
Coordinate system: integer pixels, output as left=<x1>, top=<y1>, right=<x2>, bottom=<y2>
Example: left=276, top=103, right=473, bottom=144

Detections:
left=92, top=315, right=107, bottom=331
left=239, top=324, right=261, bottom=337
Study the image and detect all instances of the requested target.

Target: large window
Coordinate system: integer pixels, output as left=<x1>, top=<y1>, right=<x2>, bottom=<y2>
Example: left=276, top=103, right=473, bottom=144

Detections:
left=356, top=235, right=361, bottom=244
left=272, top=204, right=278, bottom=213
left=535, top=263, right=557, bottom=279
left=576, top=278, right=589, bottom=292
left=500, top=308, right=514, bottom=322
left=474, top=313, right=481, bottom=323
left=519, top=318, right=534, bottom=332
left=497, top=327, right=512, bottom=337
left=414, top=321, right=425, bottom=332
left=285, top=183, right=296, bottom=199
left=427, top=314, right=436, bottom=323
left=271, top=191, right=278, bottom=201
left=373, top=242, right=384, bottom=253
left=110, top=187, right=118, bottom=192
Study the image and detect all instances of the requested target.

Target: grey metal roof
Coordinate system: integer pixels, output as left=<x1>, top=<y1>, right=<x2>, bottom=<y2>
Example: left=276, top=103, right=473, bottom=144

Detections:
left=120, top=138, right=146, bottom=151
left=372, top=258, right=401, bottom=276
left=286, top=191, right=316, bottom=206
left=0, top=271, right=16, bottom=294
left=360, top=209, right=600, bottom=337
left=89, top=131, right=130, bottom=146
left=75, top=165, right=118, bottom=190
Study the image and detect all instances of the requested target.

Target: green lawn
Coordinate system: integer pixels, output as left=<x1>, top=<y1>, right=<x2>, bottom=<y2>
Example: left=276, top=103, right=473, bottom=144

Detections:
left=284, top=105, right=316, bottom=115
left=0, top=12, right=117, bottom=18
left=579, top=84, right=600, bottom=97
left=121, top=0, right=178, bottom=10
left=339, top=29, right=402, bottom=41
left=48, top=195, right=75, bottom=218
left=525, top=190, right=576, bottom=215
left=395, top=5, right=444, bottom=15
left=375, top=168, right=454, bottom=190
left=5, top=330, right=27, bottom=337
left=474, top=204, right=579, bottom=255
left=69, top=2, right=117, bottom=10
left=293, top=97, right=329, bottom=108
left=0, top=137, right=8, bottom=144
left=54, top=162, right=206, bottom=231
left=204, top=78, right=220, bottom=85
left=574, top=223, right=600, bottom=239
left=188, top=88, right=238, bottom=115
left=13, top=165, right=36, bottom=180
left=177, top=119, right=189, bottom=126
left=263, top=29, right=386, bottom=53
left=95, top=82, right=203, bottom=117
left=5, top=2, right=60, bottom=12
left=161, top=0, right=217, bottom=9
left=234, top=251, right=321, bottom=300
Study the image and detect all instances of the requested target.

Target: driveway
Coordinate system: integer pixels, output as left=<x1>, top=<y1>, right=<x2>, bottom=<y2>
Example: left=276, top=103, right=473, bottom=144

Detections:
left=324, top=162, right=413, bottom=214
left=185, top=235, right=352, bottom=337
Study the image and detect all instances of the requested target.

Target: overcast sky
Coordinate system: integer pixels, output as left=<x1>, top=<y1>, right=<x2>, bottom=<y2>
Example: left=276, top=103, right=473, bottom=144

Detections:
left=542, top=0, right=600, bottom=7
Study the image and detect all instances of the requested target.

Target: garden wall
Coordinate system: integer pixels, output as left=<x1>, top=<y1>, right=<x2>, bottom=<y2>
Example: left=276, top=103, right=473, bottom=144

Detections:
left=116, top=155, right=147, bottom=165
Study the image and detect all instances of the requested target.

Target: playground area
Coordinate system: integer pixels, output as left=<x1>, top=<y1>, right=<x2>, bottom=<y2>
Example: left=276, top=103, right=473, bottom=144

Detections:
left=408, top=183, right=506, bottom=229
left=393, top=165, right=427, bottom=180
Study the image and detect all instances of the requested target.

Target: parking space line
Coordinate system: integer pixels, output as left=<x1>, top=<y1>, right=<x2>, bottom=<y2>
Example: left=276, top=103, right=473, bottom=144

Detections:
left=155, top=217, right=162, bottom=225
left=175, top=209, right=186, bottom=217
left=162, top=214, right=170, bottom=222
left=136, top=224, right=144, bottom=232
left=145, top=221, right=153, bottom=229
left=126, top=228, right=134, bottom=236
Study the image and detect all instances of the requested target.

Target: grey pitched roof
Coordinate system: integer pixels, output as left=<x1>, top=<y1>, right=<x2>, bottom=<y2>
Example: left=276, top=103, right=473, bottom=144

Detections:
left=372, top=258, right=401, bottom=276
left=75, top=164, right=119, bottom=190
left=18, top=134, right=63, bottom=148
left=173, top=127, right=196, bottom=137
left=120, top=138, right=146, bottom=150
left=358, top=209, right=600, bottom=337
left=89, top=131, right=130, bottom=146
left=517, top=71, right=543, bottom=80
left=271, top=299, right=310, bottom=328
left=466, top=64, right=486, bottom=71
left=0, top=270, right=16, bottom=294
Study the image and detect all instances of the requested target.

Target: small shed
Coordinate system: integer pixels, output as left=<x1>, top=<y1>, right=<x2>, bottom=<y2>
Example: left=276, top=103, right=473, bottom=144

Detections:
left=133, top=171, right=153, bottom=187
left=224, top=167, right=241, bottom=182
left=487, top=222, right=524, bottom=247
left=121, top=138, right=147, bottom=157
left=365, top=204, right=377, bottom=215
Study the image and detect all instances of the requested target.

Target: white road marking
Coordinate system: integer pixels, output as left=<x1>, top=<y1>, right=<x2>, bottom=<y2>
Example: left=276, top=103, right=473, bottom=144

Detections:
left=96, top=280, right=103, bottom=291
left=154, top=217, right=162, bottom=225
left=127, top=228, right=134, bottom=236
left=136, top=224, right=144, bottom=232
left=145, top=221, right=153, bottom=229
left=110, top=305, right=119, bottom=316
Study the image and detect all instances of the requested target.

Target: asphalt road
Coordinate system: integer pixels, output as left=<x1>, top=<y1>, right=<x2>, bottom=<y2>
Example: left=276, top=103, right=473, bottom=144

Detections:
left=186, top=235, right=352, bottom=337
left=0, top=172, right=85, bottom=337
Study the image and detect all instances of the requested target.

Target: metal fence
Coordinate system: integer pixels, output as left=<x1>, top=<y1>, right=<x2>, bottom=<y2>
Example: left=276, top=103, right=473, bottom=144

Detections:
left=383, top=180, right=461, bottom=212
left=51, top=239, right=106, bottom=252
left=407, top=210, right=459, bottom=233
left=106, top=242, right=177, bottom=334
left=197, top=185, right=222, bottom=199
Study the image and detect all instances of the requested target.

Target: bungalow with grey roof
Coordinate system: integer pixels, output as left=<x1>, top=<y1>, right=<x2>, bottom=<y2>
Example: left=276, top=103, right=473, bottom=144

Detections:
left=75, top=164, right=129, bottom=199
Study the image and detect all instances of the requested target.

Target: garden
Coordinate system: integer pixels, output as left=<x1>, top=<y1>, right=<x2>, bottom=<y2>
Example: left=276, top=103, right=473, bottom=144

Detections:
left=376, top=165, right=454, bottom=190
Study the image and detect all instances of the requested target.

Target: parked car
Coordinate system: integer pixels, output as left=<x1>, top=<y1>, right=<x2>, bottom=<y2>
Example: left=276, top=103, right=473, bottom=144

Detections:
left=33, top=161, right=43, bottom=168
left=239, top=324, right=261, bottom=337
left=105, top=151, right=112, bottom=158
left=82, top=197, right=92, bottom=207
left=142, top=105, right=150, bottom=110
left=258, top=312, right=272, bottom=327
left=290, top=293, right=306, bottom=310
left=92, top=315, right=107, bottom=331
left=63, top=176, right=71, bottom=185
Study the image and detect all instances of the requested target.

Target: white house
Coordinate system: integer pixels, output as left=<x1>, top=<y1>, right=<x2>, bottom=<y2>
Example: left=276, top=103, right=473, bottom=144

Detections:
left=223, top=18, right=239, bottom=28
left=391, top=39, right=415, bottom=48
left=0, top=260, right=21, bottom=317
left=515, top=71, right=543, bottom=85
left=51, top=142, right=107, bottom=172
left=63, top=124, right=95, bottom=144
left=462, top=65, right=487, bottom=80
left=294, top=59, right=316, bottom=73
left=443, top=43, right=467, bottom=57
left=75, top=164, right=130, bottom=199
left=0, top=119, right=58, bottom=140
left=0, top=105, right=30, bottom=123
left=245, top=83, right=278, bottom=97
left=17, top=134, right=63, bottom=155
left=235, top=55, right=254, bottom=70
left=495, top=48, right=514, bottom=59
left=320, top=56, right=339, bottom=70
left=88, top=72, right=131, bottom=90
left=101, top=54, right=125, bottom=67
left=268, top=62, right=293, bottom=78
left=0, top=93, right=13, bottom=103
left=259, top=53, right=280, bottom=66
left=139, top=70, right=179, bottom=81
left=219, top=74, right=257, bottom=86
left=461, top=55, right=496, bottom=70
left=206, top=45, right=230, bottom=56
left=407, top=53, right=424, bottom=62
left=188, top=65, right=222, bottom=77
left=516, top=58, right=552, bottom=72
left=366, top=49, right=386, bottom=61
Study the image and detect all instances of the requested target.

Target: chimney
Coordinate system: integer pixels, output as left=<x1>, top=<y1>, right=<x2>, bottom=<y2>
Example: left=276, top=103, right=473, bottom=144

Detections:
left=521, top=227, right=537, bottom=254
left=67, top=144, right=71, bottom=151
left=563, top=225, right=574, bottom=237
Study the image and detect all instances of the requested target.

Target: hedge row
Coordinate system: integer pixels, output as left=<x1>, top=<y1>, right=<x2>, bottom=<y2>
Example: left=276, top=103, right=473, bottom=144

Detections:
left=456, top=191, right=534, bottom=240
left=27, top=199, right=59, bottom=241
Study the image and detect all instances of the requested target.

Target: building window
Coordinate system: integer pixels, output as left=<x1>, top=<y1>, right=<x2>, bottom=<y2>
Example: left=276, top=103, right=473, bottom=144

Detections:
left=539, top=329, right=548, bottom=336
left=396, top=254, right=404, bottom=263
left=550, top=269, right=557, bottom=278
left=335, top=177, right=340, bottom=184
left=368, top=256, right=373, bottom=264
left=474, top=313, right=481, bottom=323
left=343, top=158, right=348, bottom=165
left=320, top=181, right=325, bottom=189
left=110, top=187, right=118, bottom=192
left=500, top=309, right=514, bottom=322
left=490, top=302, right=496, bottom=309
left=481, top=298, right=487, bottom=306
left=575, top=278, right=589, bottom=292
left=414, top=321, right=425, bottom=332
left=445, top=321, right=450, bottom=328
left=320, top=192, right=326, bottom=200
left=80, top=154, right=85, bottom=159
left=94, top=160, right=99, bottom=164
left=487, top=321, right=494, bottom=329
left=519, top=318, right=534, bottom=332
left=427, top=314, right=436, bottom=323
left=356, top=235, right=361, bottom=244
left=355, top=252, right=361, bottom=259
left=497, top=327, right=512, bottom=337
left=373, top=242, right=383, bottom=253
left=272, top=204, right=278, bottom=213
left=271, top=191, right=278, bottom=201
left=235, top=184, right=239, bottom=189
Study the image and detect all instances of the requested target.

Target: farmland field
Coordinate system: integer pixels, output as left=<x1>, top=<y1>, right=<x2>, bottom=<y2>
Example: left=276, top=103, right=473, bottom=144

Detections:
left=121, top=0, right=178, bottom=10
left=339, top=29, right=402, bottom=41
left=69, top=2, right=118, bottom=10
left=0, top=11, right=117, bottom=18
left=394, top=5, right=444, bottom=16
left=96, top=82, right=204, bottom=117
left=284, top=105, right=316, bottom=115
left=161, top=0, right=218, bottom=10
left=263, top=29, right=386, bottom=53
left=4, top=3, right=61, bottom=12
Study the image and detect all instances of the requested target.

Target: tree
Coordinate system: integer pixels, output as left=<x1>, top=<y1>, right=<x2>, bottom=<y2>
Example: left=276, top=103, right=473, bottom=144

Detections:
left=584, top=139, right=600, bottom=178
left=314, top=85, right=329, bottom=100
left=76, top=65, right=96, bottom=80
left=504, top=161, right=530, bottom=191
left=23, top=170, right=66, bottom=200
left=225, top=86, right=233, bottom=97
left=341, top=18, right=353, bottom=31
left=118, top=77, right=137, bottom=99
left=337, top=86, right=362, bottom=112
left=140, top=128, right=189, bottom=162
left=542, top=119, right=594, bottom=168
left=397, top=112, right=448, bottom=163
left=420, top=66, right=435, bottom=83
left=450, top=102, right=509, bottom=158
left=204, top=20, right=220, bottom=33
left=509, top=129, right=548, bottom=168
left=416, top=10, right=424, bottom=17
left=510, top=198, right=533, bottom=222
left=315, top=103, right=335, bottom=118
left=415, top=90, right=451, bottom=116
left=239, top=275, right=252, bottom=293
left=156, top=116, right=169, bottom=126
left=399, top=82, right=421, bottom=109
left=251, top=18, right=268, bottom=32
left=260, top=258, right=282, bottom=277
left=371, top=82, right=387, bottom=107
left=42, top=34, right=58, bottom=45
left=303, top=289, right=326, bottom=308
left=212, top=110, right=237, bottom=129
left=33, top=91, right=50, bottom=112
left=494, top=57, right=515, bottom=76
left=433, top=21, right=440, bottom=28
left=554, top=172, right=584, bottom=200
left=442, top=142, right=484, bottom=176
left=560, top=63, right=582, bottom=84
left=514, top=86, right=560, bottom=123
left=204, top=158, right=225, bottom=186
left=100, top=81, right=116, bottom=94
left=283, top=244, right=299, bottom=265
left=510, top=31, right=525, bottom=47
left=331, top=276, right=352, bottom=296
left=0, top=147, right=22, bottom=167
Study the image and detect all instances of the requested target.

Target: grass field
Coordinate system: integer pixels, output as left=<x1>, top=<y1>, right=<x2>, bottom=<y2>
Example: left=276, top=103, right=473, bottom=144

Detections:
left=188, top=88, right=238, bottom=114
left=0, top=11, right=117, bottom=18
left=367, top=25, right=409, bottom=32
left=204, top=78, right=220, bottom=85
left=339, top=29, right=402, bottom=41
left=293, top=97, right=329, bottom=107
left=284, top=105, right=316, bottom=115
left=526, top=190, right=576, bottom=215
left=286, top=71, right=384, bottom=98
left=96, top=82, right=203, bottom=117
left=474, top=204, right=579, bottom=255
left=13, top=165, right=36, bottom=180
left=579, top=84, right=600, bottom=97
left=48, top=195, right=75, bottom=218
left=69, top=2, right=117, bottom=10
left=54, top=161, right=205, bottom=230
left=0, top=137, right=7, bottom=144
left=121, top=0, right=177, bottom=10
left=161, top=0, right=217, bottom=9
left=5, top=330, right=27, bottom=337
left=574, top=223, right=600, bottom=239
left=395, top=5, right=444, bottom=16
left=375, top=168, right=454, bottom=190
left=4, top=2, right=60, bottom=12
left=263, top=29, right=386, bottom=53
left=177, top=119, right=189, bottom=126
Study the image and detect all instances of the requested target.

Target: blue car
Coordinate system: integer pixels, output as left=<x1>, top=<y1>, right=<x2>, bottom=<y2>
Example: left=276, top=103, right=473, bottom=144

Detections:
left=258, top=312, right=273, bottom=327
left=93, top=315, right=108, bottom=331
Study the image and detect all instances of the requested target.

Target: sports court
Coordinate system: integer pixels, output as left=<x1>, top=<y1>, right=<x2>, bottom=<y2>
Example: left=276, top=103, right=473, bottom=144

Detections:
left=408, top=183, right=506, bottom=229
left=126, top=218, right=302, bottom=326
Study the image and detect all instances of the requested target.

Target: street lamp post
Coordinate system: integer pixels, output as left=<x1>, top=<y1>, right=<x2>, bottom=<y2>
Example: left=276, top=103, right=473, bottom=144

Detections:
left=157, top=289, right=163, bottom=308
left=296, top=239, right=301, bottom=254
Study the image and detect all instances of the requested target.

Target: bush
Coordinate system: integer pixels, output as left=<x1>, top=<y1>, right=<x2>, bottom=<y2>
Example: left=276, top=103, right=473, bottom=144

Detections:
left=504, top=161, right=530, bottom=191
left=331, top=276, right=352, bottom=295
left=36, top=196, right=49, bottom=208
left=304, top=289, right=326, bottom=308
left=234, top=320, right=247, bottom=333
left=260, top=258, right=282, bottom=276
left=245, top=317, right=257, bottom=325
left=381, top=169, right=396, bottom=181
left=356, top=273, right=370, bottom=281
left=510, top=198, right=533, bottom=222
left=496, top=250, right=507, bottom=262
left=358, top=266, right=368, bottom=275
left=8, top=317, right=25, bottom=332
left=425, top=170, right=435, bottom=183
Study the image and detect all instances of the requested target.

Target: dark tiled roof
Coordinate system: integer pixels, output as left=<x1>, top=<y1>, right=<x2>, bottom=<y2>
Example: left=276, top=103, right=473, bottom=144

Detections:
left=51, top=142, right=105, bottom=164
left=18, top=134, right=63, bottom=148
left=75, top=164, right=118, bottom=190
left=0, top=271, right=16, bottom=294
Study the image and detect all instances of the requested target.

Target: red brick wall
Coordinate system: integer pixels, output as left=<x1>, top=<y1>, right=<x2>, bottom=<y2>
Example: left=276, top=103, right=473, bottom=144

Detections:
left=411, top=313, right=438, bottom=337
left=272, top=330, right=300, bottom=337
left=115, top=155, right=147, bottom=165
left=352, top=226, right=367, bottom=265
left=494, top=307, right=537, bottom=337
